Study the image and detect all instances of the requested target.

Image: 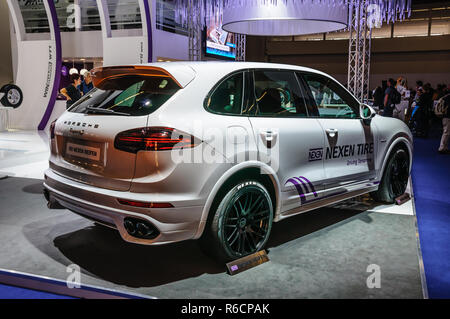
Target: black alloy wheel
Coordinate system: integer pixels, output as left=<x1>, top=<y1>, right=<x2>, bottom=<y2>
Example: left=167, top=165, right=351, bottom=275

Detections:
left=201, top=181, right=274, bottom=262
left=388, top=150, right=410, bottom=199
left=371, top=148, right=410, bottom=203
left=221, top=185, right=272, bottom=258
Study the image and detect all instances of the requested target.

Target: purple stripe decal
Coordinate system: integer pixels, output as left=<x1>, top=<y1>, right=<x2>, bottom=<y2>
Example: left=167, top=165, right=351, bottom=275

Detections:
left=142, top=0, right=153, bottom=63
left=298, top=176, right=318, bottom=197
left=294, top=177, right=310, bottom=195
left=286, top=178, right=306, bottom=204
left=38, top=0, right=62, bottom=131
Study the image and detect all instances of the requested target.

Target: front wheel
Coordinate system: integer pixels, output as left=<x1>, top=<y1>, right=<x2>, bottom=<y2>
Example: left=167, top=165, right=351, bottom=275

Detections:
left=371, top=148, right=410, bottom=203
left=200, top=181, right=274, bottom=262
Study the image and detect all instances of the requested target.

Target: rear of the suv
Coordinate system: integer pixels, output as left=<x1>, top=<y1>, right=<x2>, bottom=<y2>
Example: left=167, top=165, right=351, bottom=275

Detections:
left=44, top=64, right=231, bottom=246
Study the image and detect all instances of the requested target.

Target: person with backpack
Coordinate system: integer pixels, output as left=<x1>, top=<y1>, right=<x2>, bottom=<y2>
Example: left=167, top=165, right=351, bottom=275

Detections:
left=383, top=78, right=401, bottom=117
left=436, top=89, right=450, bottom=154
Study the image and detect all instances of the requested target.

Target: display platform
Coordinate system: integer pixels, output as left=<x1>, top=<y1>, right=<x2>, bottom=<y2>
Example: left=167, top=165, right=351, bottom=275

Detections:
left=0, top=131, right=426, bottom=298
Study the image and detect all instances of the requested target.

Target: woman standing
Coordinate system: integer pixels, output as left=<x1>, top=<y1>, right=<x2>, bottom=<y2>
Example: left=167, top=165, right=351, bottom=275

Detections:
left=60, top=74, right=82, bottom=109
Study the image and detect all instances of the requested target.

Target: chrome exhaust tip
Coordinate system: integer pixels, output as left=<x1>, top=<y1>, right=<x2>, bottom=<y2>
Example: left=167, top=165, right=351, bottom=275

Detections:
left=44, top=189, right=65, bottom=209
left=124, top=219, right=136, bottom=236
left=136, top=222, right=152, bottom=238
left=123, top=218, right=159, bottom=240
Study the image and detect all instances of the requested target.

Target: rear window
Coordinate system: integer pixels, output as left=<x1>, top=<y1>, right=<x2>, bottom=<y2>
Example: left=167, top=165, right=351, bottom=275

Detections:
left=69, top=75, right=180, bottom=116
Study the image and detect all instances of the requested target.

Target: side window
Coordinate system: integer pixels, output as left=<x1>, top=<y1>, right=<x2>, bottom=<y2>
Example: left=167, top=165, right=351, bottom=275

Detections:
left=206, top=72, right=244, bottom=115
left=302, top=73, right=360, bottom=119
left=249, top=70, right=308, bottom=117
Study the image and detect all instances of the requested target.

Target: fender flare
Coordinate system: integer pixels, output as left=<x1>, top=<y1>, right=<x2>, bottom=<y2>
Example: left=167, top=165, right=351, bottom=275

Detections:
left=378, top=134, right=413, bottom=182
left=192, top=161, right=281, bottom=239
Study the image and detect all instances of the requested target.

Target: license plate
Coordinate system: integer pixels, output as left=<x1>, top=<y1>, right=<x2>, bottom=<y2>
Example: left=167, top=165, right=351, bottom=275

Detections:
left=66, top=142, right=100, bottom=161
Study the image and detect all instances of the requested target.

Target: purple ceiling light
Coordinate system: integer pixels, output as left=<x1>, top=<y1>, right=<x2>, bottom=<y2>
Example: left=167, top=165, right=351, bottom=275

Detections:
left=174, top=0, right=412, bottom=36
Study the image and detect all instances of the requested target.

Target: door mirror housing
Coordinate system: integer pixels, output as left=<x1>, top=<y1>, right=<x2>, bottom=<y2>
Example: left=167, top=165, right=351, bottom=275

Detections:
left=360, top=103, right=376, bottom=122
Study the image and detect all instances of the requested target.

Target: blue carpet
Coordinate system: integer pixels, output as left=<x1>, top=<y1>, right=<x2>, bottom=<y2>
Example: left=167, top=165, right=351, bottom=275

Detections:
left=0, top=284, right=75, bottom=299
left=412, top=137, right=450, bottom=299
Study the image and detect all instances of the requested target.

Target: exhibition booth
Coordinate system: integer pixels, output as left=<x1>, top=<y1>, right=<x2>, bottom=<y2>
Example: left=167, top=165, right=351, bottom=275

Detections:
left=0, top=0, right=448, bottom=300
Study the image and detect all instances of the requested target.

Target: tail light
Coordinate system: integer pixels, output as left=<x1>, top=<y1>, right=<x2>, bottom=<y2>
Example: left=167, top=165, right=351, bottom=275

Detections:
left=118, top=199, right=173, bottom=209
left=50, top=120, right=57, bottom=139
left=114, top=127, right=201, bottom=153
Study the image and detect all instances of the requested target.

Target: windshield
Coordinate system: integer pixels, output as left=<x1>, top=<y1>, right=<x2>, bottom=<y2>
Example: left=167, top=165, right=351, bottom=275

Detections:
left=69, top=75, right=180, bottom=116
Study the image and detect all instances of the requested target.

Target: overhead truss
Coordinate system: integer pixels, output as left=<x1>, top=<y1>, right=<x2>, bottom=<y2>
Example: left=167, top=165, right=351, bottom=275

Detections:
left=235, top=34, right=246, bottom=61
left=347, top=0, right=372, bottom=103
left=187, top=0, right=202, bottom=61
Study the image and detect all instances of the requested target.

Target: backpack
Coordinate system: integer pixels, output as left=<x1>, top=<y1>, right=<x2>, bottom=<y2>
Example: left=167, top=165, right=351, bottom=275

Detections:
left=391, top=88, right=402, bottom=105
left=434, top=94, right=450, bottom=118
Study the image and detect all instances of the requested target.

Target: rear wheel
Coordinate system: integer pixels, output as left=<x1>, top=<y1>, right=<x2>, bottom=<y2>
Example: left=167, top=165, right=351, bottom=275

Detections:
left=200, top=181, right=274, bottom=262
left=371, top=148, right=410, bottom=204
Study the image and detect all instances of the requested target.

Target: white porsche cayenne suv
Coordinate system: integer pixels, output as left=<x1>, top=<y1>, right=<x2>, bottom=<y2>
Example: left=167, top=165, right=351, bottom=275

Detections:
left=44, top=62, right=412, bottom=262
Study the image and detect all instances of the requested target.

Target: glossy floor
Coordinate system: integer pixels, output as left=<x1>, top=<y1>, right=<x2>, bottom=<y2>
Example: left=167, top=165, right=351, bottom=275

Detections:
left=0, top=130, right=49, bottom=180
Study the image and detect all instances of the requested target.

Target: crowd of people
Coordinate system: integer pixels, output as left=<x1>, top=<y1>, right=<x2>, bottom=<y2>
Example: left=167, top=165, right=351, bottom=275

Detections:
left=371, top=78, right=450, bottom=155
left=60, top=71, right=94, bottom=109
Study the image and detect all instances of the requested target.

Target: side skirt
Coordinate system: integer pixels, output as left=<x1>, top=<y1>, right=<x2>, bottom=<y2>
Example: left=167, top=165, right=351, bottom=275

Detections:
left=276, top=186, right=378, bottom=222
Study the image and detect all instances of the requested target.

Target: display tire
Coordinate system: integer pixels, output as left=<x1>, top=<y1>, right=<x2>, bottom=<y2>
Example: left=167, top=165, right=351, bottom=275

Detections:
left=370, top=148, right=410, bottom=204
left=199, top=180, right=274, bottom=263
left=0, top=84, right=23, bottom=108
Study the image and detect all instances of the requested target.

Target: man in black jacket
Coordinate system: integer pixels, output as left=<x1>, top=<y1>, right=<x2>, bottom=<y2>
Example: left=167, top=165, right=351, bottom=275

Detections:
left=416, top=85, right=434, bottom=137
left=383, top=78, right=396, bottom=117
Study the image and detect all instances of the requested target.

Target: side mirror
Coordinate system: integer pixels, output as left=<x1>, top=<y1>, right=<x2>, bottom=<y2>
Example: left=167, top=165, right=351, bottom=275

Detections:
left=360, top=103, right=376, bottom=123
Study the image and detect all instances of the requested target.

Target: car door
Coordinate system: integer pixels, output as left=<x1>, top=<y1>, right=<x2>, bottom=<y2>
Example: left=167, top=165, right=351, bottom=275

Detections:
left=299, top=72, right=378, bottom=194
left=247, top=69, right=326, bottom=213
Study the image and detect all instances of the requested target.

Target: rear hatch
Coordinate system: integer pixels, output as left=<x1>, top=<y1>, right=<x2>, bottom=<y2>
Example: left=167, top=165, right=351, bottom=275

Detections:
left=50, top=65, right=195, bottom=191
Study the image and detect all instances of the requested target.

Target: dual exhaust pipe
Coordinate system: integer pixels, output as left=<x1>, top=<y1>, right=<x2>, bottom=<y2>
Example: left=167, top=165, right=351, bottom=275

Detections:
left=43, top=188, right=65, bottom=209
left=124, top=217, right=159, bottom=240
left=44, top=188, right=159, bottom=240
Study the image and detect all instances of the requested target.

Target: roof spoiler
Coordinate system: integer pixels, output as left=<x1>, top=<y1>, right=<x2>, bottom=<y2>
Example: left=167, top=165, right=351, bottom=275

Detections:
left=90, top=65, right=194, bottom=89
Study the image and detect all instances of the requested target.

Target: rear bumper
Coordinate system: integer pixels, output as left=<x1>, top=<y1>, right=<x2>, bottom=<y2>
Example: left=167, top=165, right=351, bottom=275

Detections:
left=43, top=169, right=204, bottom=245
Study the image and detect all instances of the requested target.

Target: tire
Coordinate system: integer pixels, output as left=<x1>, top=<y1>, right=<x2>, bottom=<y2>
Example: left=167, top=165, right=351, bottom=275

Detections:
left=0, top=84, right=23, bottom=108
left=200, top=180, right=274, bottom=263
left=371, top=148, right=410, bottom=204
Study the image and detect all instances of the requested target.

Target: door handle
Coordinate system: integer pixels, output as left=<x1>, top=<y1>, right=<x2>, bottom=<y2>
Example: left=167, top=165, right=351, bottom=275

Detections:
left=264, top=130, right=275, bottom=140
left=325, top=128, right=338, bottom=138
left=260, top=130, right=278, bottom=149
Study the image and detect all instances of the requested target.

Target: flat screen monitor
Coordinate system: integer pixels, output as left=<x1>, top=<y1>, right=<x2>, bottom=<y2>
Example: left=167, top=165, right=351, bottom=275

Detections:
left=205, top=19, right=236, bottom=60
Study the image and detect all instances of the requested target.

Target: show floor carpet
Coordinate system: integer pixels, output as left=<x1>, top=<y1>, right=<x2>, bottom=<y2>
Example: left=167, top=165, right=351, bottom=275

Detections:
left=0, top=176, right=424, bottom=299
left=412, top=137, right=450, bottom=299
left=0, top=284, right=74, bottom=299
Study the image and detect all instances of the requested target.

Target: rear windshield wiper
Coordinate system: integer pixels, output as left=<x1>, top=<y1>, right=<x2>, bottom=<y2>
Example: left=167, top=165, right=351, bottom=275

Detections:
left=85, top=106, right=130, bottom=116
